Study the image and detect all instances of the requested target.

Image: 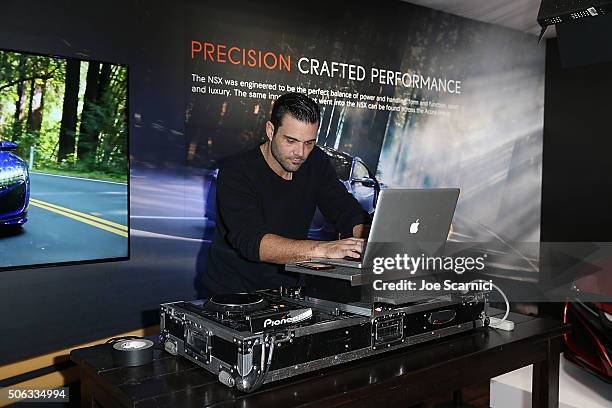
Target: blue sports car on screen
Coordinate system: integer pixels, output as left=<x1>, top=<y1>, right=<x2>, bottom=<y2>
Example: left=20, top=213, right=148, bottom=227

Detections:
left=0, top=141, right=30, bottom=226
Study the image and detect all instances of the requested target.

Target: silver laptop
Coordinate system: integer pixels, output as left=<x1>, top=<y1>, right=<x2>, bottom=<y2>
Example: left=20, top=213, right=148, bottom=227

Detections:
left=310, top=188, right=460, bottom=269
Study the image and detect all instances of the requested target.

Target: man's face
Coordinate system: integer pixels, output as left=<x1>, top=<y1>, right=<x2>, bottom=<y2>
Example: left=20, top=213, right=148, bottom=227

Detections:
left=266, top=114, right=318, bottom=173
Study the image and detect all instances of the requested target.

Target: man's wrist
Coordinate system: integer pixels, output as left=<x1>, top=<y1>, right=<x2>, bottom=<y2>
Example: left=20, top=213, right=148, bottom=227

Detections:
left=311, top=241, right=327, bottom=259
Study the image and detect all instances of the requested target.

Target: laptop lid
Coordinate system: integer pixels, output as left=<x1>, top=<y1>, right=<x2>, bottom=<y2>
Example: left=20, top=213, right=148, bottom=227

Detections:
left=362, top=188, right=460, bottom=266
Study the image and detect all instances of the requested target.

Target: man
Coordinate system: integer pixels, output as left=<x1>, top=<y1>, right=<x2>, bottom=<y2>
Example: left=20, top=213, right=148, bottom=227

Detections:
left=203, top=92, right=369, bottom=296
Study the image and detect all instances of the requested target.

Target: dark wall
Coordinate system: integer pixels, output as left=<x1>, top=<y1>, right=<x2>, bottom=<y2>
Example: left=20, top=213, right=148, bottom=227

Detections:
left=0, top=0, right=194, bottom=365
left=542, top=39, right=612, bottom=242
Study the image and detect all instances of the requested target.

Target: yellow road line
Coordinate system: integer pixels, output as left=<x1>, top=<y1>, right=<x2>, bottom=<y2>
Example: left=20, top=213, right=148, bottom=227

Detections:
left=29, top=198, right=128, bottom=231
left=29, top=200, right=128, bottom=237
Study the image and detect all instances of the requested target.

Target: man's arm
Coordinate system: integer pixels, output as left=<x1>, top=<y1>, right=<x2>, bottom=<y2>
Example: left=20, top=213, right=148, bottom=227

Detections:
left=216, top=166, right=271, bottom=262
left=259, top=234, right=364, bottom=264
left=315, top=152, right=370, bottom=237
left=217, top=164, right=365, bottom=264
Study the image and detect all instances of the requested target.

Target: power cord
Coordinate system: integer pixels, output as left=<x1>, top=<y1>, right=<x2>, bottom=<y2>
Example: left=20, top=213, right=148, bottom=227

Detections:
left=471, top=279, right=514, bottom=331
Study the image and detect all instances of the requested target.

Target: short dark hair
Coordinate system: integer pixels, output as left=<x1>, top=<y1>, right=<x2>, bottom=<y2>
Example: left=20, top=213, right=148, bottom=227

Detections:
left=270, top=92, right=320, bottom=132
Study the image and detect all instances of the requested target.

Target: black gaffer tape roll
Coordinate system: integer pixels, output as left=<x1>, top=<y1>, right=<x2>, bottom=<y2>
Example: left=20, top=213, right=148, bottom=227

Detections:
left=111, top=338, right=154, bottom=367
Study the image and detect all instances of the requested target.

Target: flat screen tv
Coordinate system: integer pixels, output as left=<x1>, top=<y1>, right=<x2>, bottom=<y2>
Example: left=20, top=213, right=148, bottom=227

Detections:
left=0, top=48, right=128, bottom=270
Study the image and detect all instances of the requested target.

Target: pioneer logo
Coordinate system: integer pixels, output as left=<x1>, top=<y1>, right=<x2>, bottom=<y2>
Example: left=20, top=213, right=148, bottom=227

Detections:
left=263, top=316, right=298, bottom=328
left=262, top=309, right=313, bottom=328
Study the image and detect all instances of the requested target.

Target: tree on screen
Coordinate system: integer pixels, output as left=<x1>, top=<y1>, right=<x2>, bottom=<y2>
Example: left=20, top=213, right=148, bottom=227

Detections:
left=0, top=50, right=127, bottom=182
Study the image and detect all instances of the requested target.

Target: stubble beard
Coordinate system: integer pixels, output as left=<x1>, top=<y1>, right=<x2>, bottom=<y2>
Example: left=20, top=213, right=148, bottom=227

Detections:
left=270, top=135, right=303, bottom=173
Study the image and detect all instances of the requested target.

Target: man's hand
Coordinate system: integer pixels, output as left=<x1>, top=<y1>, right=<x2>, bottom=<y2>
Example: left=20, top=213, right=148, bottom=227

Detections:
left=313, top=237, right=365, bottom=259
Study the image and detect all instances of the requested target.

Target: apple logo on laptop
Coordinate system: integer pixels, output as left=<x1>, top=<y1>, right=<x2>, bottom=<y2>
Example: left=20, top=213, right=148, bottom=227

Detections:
left=410, top=219, right=420, bottom=234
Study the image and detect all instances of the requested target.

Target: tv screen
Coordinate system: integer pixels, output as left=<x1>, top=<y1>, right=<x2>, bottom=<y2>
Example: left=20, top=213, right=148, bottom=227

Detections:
left=0, top=48, right=128, bottom=270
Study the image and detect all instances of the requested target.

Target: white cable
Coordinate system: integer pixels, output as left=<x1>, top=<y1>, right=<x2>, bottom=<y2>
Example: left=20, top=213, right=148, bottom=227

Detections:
left=260, top=336, right=266, bottom=371
left=267, top=339, right=275, bottom=366
left=471, top=279, right=510, bottom=328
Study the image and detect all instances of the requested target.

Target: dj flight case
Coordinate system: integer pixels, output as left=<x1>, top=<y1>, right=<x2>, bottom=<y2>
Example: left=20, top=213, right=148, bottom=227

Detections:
left=160, top=287, right=488, bottom=392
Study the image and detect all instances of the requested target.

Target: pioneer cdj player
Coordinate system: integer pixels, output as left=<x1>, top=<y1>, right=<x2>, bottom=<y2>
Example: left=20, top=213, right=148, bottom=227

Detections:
left=160, top=287, right=488, bottom=392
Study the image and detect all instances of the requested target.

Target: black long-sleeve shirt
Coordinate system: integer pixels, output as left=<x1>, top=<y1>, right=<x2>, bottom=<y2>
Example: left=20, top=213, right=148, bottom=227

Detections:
left=202, top=144, right=368, bottom=295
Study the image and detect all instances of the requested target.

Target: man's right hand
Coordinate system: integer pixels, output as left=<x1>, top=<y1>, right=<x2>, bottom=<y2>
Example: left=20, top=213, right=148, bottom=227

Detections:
left=313, top=238, right=365, bottom=259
